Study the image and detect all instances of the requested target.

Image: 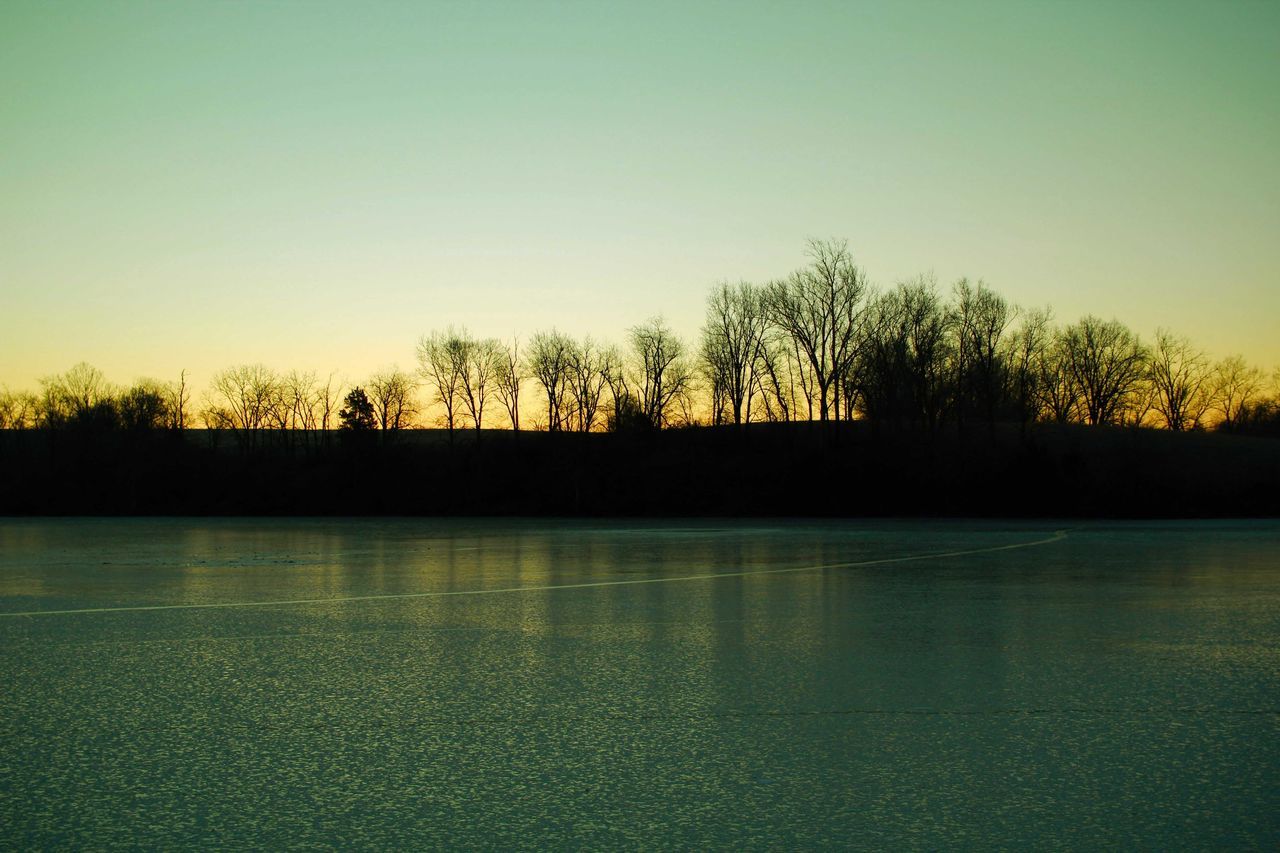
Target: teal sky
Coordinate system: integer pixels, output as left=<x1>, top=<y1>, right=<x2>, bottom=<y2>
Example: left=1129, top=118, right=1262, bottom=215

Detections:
left=2, top=0, right=1278, bottom=392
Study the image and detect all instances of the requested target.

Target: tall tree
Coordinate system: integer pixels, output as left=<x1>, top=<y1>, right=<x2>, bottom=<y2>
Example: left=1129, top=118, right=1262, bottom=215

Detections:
left=416, top=328, right=468, bottom=433
left=338, top=387, right=376, bottom=431
left=1208, top=355, right=1264, bottom=428
left=168, top=370, right=190, bottom=430
left=1059, top=316, right=1148, bottom=426
left=1148, top=329, right=1212, bottom=431
left=0, top=388, right=38, bottom=429
left=118, top=379, right=172, bottom=431
left=39, top=362, right=115, bottom=427
left=527, top=329, right=574, bottom=431
left=951, top=279, right=1012, bottom=424
left=493, top=338, right=525, bottom=430
left=765, top=239, right=867, bottom=421
left=1005, top=307, right=1053, bottom=430
left=700, top=281, right=770, bottom=425
left=856, top=279, right=953, bottom=428
left=368, top=367, right=418, bottom=432
left=1035, top=333, right=1078, bottom=423
left=566, top=337, right=611, bottom=432
left=206, top=364, right=280, bottom=449
left=459, top=338, right=500, bottom=431
left=629, top=316, right=693, bottom=428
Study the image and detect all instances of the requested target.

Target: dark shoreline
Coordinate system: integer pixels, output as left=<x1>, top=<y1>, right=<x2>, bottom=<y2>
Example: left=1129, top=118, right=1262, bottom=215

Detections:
left=2, top=422, right=1277, bottom=518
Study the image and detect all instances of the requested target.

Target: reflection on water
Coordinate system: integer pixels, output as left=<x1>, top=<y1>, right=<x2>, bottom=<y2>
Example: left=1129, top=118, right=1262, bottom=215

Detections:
left=0, top=519, right=1277, bottom=848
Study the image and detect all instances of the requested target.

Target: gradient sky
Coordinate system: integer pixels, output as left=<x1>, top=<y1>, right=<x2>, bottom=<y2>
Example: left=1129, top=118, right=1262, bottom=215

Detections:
left=2, top=0, right=1278, bottom=393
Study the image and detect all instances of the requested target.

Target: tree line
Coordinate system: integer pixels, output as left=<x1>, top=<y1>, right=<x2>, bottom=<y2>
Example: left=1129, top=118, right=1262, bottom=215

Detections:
left=3, top=239, right=1278, bottom=442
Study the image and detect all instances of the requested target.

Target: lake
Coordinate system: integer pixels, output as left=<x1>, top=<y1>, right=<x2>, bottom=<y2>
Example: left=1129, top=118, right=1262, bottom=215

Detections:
left=1, top=519, right=1276, bottom=848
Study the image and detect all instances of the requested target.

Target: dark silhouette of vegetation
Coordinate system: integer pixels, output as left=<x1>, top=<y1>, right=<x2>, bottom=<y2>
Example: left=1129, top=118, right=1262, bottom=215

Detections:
left=338, top=388, right=376, bottom=431
left=368, top=368, right=416, bottom=432
left=630, top=316, right=694, bottom=428
left=2, top=239, right=1277, bottom=516
left=1, top=419, right=1276, bottom=517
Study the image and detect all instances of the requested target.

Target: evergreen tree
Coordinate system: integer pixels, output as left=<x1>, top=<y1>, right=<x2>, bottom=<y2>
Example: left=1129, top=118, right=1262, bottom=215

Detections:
left=338, top=387, right=376, bottom=431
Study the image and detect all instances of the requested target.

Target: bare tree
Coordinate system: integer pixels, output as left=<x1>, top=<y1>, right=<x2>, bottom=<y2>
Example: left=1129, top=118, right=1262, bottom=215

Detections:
left=1208, top=355, right=1264, bottom=428
left=39, top=362, right=115, bottom=426
left=527, top=329, right=574, bottom=431
left=700, top=281, right=770, bottom=425
left=281, top=370, right=318, bottom=433
left=199, top=406, right=235, bottom=430
left=1148, top=329, right=1212, bottom=430
left=167, top=370, right=190, bottom=431
left=856, top=279, right=953, bottom=428
left=629, top=316, right=693, bottom=428
left=0, top=388, right=38, bottom=429
left=1121, top=377, right=1159, bottom=428
left=600, top=344, right=633, bottom=428
left=281, top=370, right=343, bottom=451
left=567, top=337, right=611, bottom=432
left=1059, top=316, right=1148, bottom=426
left=951, top=279, right=1012, bottom=424
left=493, top=338, right=525, bottom=430
left=1036, top=333, right=1079, bottom=423
left=1005, top=306, right=1052, bottom=430
left=765, top=239, right=868, bottom=421
left=756, top=333, right=798, bottom=422
left=417, top=328, right=468, bottom=433
left=264, top=378, right=292, bottom=434
left=459, top=338, right=500, bottom=431
left=900, top=278, right=954, bottom=428
left=318, top=372, right=342, bottom=435
left=118, top=379, right=173, bottom=430
left=368, top=367, right=418, bottom=432
left=206, top=364, right=280, bottom=449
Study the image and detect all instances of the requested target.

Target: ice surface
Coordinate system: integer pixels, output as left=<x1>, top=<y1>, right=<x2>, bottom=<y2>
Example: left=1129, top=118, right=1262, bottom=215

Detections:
left=1, top=518, right=1277, bottom=847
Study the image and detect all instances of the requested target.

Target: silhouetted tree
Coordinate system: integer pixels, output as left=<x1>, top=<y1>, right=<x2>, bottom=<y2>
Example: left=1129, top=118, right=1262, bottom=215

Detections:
left=951, top=279, right=1012, bottom=425
left=279, top=371, right=312, bottom=432
left=528, top=329, right=574, bottom=431
left=1209, top=355, right=1264, bottom=429
left=206, top=364, right=280, bottom=450
left=338, top=387, right=376, bottom=431
left=459, top=337, right=499, bottom=431
left=600, top=344, right=632, bottom=429
left=1036, top=332, right=1078, bottom=423
left=493, top=338, right=525, bottom=430
left=1233, top=371, right=1280, bottom=435
left=168, top=370, right=190, bottom=430
left=1006, top=307, right=1052, bottom=430
left=118, top=380, right=172, bottom=431
left=765, top=239, right=868, bottom=421
left=1148, top=329, right=1212, bottom=431
left=606, top=390, right=650, bottom=432
left=757, top=333, right=799, bottom=422
left=368, top=367, right=417, bottom=432
left=567, top=337, right=611, bottom=432
left=0, top=388, right=38, bottom=429
left=857, top=279, right=952, bottom=428
left=701, top=281, right=770, bottom=425
left=318, top=372, right=342, bottom=435
left=39, top=362, right=115, bottom=428
left=417, top=329, right=468, bottom=433
left=1059, top=316, right=1147, bottom=426
left=629, top=316, right=693, bottom=428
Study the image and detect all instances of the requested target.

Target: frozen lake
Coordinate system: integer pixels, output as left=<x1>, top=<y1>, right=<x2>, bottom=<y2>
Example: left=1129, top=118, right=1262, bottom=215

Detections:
left=1, top=518, right=1277, bottom=848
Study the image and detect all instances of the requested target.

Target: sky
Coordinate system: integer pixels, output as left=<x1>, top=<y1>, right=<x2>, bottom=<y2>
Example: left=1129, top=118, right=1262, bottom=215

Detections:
left=2, top=0, right=1278, bottom=393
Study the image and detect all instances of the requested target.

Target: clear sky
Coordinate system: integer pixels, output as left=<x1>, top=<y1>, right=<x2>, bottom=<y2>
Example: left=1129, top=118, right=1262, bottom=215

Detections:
left=2, top=0, right=1278, bottom=392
